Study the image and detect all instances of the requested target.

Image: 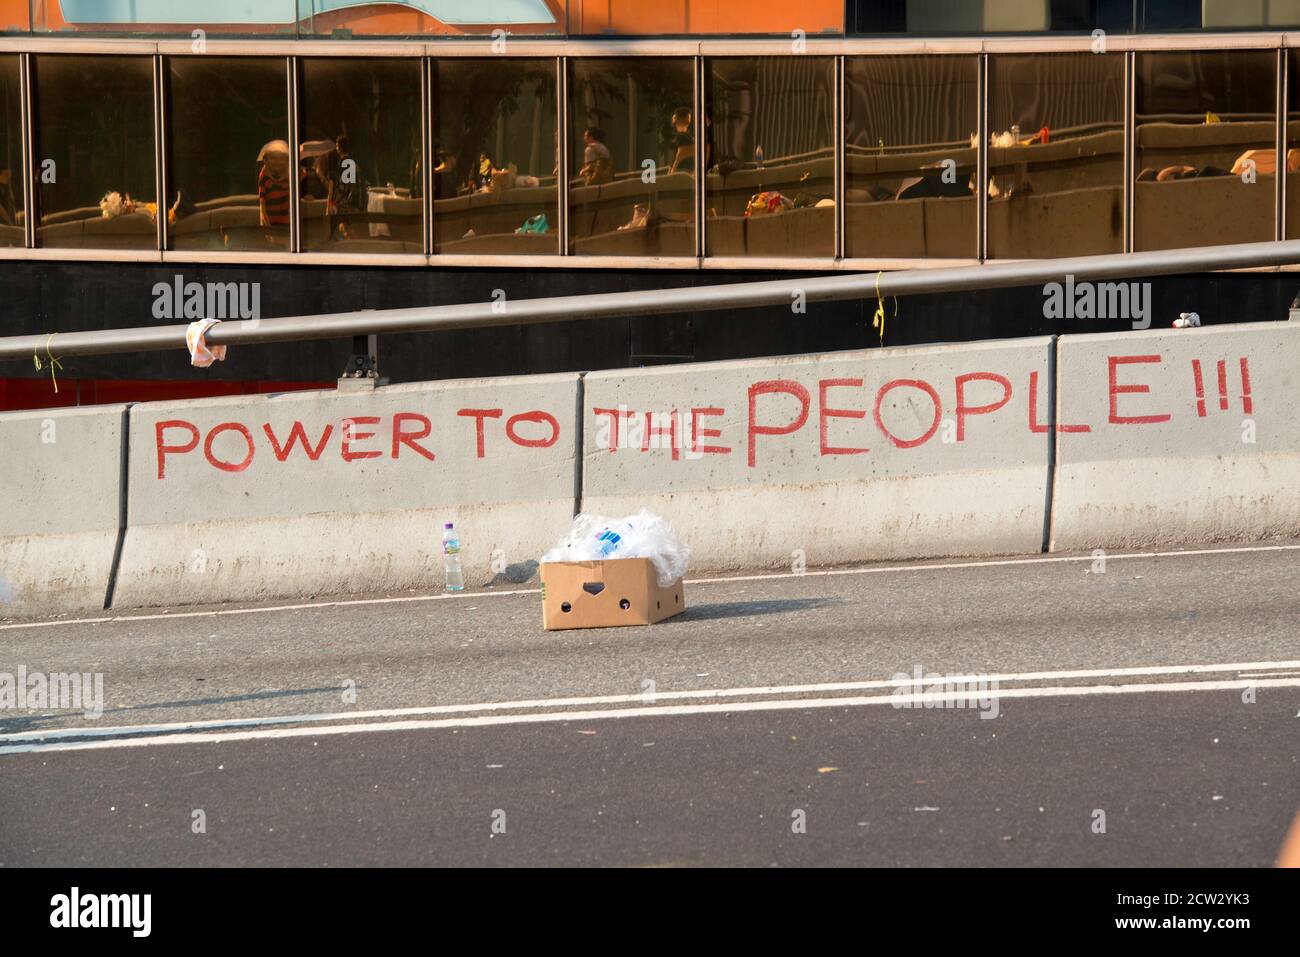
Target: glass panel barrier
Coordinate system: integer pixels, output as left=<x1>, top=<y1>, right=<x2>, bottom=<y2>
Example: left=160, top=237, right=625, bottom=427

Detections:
left=166, top=57, right=290, bottom=252
left=299, top=58, right=423, bottom=253
left=33, top=54, right=156, bottom=250
left=1286, top=50, right=1300, bottom=241
left=845, top=55, right=978, bottom=259
left=432, top=57, right=558, bottom=256
left=1134, top=50, right=1276, bottom=251
left=987, top=51, right=1125, bottom=258
left=567, top=57, right=694, bottom=256
left=705, top=56, right=836, bottom=259
left=0, top=55, right=22, bottom=247
left=0, top=0, right=28, bottom=32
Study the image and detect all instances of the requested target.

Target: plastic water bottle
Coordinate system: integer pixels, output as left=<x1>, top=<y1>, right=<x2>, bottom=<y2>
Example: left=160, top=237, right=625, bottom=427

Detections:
left=596, top=527, right=623, bottom=557
left=595, top=522, right=633, bottom=557
left=442, top=522, right=464, bottom=592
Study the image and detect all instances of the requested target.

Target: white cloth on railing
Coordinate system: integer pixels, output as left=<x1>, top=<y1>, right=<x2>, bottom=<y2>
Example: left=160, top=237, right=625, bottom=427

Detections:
left=186, top=318, right=227, bottom=368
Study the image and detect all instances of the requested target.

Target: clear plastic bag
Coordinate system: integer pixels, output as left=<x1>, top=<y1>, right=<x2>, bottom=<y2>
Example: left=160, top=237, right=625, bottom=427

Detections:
left=542, top=508, right=690, bottom=587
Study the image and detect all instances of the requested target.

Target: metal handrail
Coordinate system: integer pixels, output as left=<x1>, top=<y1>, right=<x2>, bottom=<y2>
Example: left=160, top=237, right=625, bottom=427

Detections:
left=1, top=239, right=1298, bottom=363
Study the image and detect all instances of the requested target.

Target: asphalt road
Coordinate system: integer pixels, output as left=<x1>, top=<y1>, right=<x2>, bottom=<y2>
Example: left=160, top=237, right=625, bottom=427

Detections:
left=1, top=542, right=1298, bottom=866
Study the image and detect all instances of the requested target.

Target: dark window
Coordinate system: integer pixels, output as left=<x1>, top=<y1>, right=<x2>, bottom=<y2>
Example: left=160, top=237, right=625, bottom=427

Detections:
left=1286, top=50, right=1300, bottom=241
left=988, top=52, right=1125, bottom=258
left=705, top=57, right=836, bottom=259
left=299, top=58, right=423, bottom=253
left=166, top=57, right=289, bottom=252
left=0, top=56, right=22, bottom=248
left=33, top=55, right=155, bottom=250
left=1134, top=50, right=1276, bottom=251
left=567, top=58, right=695, bottom=257
left=432, top=58, right=558, bottom=256
left=848, top=1, right=1132, bottom=34
left=845, top=55, right=978, bottom=260
left=1139, top=0, right=1202, bottom=29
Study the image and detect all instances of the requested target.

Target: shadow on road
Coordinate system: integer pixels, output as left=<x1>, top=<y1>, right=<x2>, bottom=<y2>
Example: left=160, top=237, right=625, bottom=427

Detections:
left=0, top=686, right=342, bottom=736
left=673, top=597, right=840, bottom=623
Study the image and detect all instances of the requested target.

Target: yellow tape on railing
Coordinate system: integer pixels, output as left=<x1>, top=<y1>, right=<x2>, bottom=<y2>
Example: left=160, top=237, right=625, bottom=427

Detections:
left=32, top=332, right=62, bottom=394
left=871, top=271, right=897, bottom=346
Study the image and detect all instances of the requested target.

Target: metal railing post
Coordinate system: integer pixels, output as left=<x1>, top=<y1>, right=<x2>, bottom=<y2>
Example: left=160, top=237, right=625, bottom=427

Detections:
left=18, top=51, right=33, bottom=249
left=977, top=52, right=989, bottom=262
left=557, top=55, right=568, bottom=256
left=154, top=53, right=168, bottom=253
left=288, top=55, right=300, bottom=254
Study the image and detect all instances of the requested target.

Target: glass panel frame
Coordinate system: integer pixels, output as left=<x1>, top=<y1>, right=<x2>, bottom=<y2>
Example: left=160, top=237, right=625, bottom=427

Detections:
left=431, top=56, right=560, bottom=257
left=31, top=53, right=157, bottom=251
left=0, top=54, right=23, bottom=248
left=844, top=54, right=979, bottom=260
left=704, top=55, right=837, bottom=260
left=986, top=51, right=1126, bottom=259
left=566, top=56, right=696, bottom=257
left=164, top=55, right=291, bottom=253
left=297, top=56, right=424, bottom=254
left=1133, top=48, right=1277, bottom=252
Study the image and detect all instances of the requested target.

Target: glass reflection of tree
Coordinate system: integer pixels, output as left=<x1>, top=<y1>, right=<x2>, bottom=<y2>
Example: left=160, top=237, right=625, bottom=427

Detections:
left=572, top=62, right=689, bottom=177
left=441, top=62, right=556, bottom=192
left=171, top=62, right=286, bottom=204
left=570, top=61, right=691, bottom=230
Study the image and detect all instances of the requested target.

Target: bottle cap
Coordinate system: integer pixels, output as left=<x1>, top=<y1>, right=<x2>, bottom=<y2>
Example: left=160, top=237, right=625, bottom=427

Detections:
left=444, top=523, right=454, bottom=529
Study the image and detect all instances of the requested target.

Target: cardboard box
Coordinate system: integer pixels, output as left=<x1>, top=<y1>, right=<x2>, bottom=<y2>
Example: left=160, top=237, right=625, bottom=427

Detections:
left=540, top=558, right=686, bottom=630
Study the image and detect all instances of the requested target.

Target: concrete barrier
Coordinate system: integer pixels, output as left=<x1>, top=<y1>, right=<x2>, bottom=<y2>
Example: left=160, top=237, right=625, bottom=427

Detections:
left=1051, top=322, right=1300, bottom=550
left=581, top=338, right=1054, bottom=571
left=0, top=405, right=126, bottom=618
left=112, top=374, right=580, bottom=608
left=9, top=324, right=1298, bottom=619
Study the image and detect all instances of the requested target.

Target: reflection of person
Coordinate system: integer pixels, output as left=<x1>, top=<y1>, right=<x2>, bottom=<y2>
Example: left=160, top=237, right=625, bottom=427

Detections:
left=257, top=149, right=291, bottom=228
left=168, top=188, right=196, bottom=225
left=327, top=135, right=362, bottom=215
left=669, top=108, right=694, bottom=174
left=433, top=147, right=458, bottom=199
left=319, top=135, right=366, bottom=239
left=408, top=131, right=423, bottom=200
left=300, top=157, right=327, bottom=199
left=579, top=127, right=612, bottom=186
left=472, top=152, right=495, bottom=192
left=1137, top=164, right=1231, bottom=182
left=0, top=168, right=16, bottom=227
left=702, top=108, right=715, bottom=173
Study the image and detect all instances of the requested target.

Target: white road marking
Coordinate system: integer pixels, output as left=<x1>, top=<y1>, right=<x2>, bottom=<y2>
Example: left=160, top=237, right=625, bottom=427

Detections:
left=1237, top=671, right=1300, bottom=678
left=2, top=541, right=1298, bottom=633
left=4, top=658, right=1298, bottom=745
left=686, top=542, right=1300, bottom=586
left=2, top=676, right=1297, bottom=756
left=0, top=587, right=542, bottom=632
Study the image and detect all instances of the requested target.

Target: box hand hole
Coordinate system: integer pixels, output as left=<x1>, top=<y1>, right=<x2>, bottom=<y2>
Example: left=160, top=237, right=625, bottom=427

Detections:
left=582, top=582, right=605, bottom=596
